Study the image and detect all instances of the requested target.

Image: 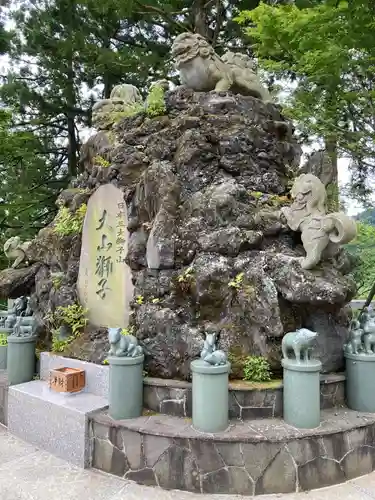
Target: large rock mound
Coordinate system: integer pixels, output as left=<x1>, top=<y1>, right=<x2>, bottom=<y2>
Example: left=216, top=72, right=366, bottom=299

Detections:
left=0, top=88, right=355, bottom=378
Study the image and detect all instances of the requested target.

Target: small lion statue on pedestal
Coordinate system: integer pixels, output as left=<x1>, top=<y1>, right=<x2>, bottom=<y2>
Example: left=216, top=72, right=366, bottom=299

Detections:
left=171, top=32, right=271, bottom=101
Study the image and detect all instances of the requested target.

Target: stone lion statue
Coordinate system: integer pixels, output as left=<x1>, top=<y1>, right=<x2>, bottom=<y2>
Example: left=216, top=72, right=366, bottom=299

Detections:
left=4, top=236, right=31, bottom=269
left=171, top=32, right=271, bottom=101
left=92, top=83, right=143, bottom=130
left=280, top=174, right=357, bottom=270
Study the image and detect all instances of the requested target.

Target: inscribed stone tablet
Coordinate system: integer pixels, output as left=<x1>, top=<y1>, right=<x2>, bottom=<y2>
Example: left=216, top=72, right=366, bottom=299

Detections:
left=77, top=184, right=133, bottom=328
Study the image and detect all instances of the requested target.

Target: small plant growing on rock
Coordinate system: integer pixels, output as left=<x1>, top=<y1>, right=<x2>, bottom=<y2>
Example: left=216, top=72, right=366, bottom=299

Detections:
left=53, top=204, right=87, bottom=236
left=120, top=326, right=134, bottom=336
left=243, top=356, right=272, bottom=382
left=146, top=83, right=167, bottom=118
left=250, top=191, right=264, bottom=200
left=0, top=334, right=7, bottom=346
left=110, top=102, right=144, bottom=124
left=45, top=303, right=88, bottom=354
left=136, top=295, right=144, bottom=305
left=229, top=272, right=244, bottom=290
left=51, top=275, right=63, bottom=289
left=102, top=359, right=109, bottom=365
left=177, top=267, right=195, bottom=292
left=93, top=155, right=110, bottom=168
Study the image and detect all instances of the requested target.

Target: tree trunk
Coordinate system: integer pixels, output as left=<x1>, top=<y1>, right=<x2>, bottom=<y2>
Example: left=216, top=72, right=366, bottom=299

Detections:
left=324, top=134, right=339, bottom=212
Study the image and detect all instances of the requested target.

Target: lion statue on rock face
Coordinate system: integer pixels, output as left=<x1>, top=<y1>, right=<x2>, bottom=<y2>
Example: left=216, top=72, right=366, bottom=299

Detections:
left=4, top=236, right=31, bottom=269
left=171, top=32, right=271, bottom=101
left=281, top=174, right=357, bottom=270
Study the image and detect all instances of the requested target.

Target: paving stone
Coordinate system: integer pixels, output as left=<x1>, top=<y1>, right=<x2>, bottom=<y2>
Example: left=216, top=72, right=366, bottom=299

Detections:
left=121, top=429, right=144, bottom=470
left=241, top=406, right=273, bottom=419
left=143, top=385, right=161, bottom=413
left=109, top=427, right=124, bottom=450
left=160, top=399, right=186, bottom=417
left=143, top=434, right=172, bottom=467
left=125, top=468, right=157, bottom=486
left=92, top=438, right=128, bottom=477
left=341, top=446, right=375, bottom=480
left=216, top=442, right=244, bottom=467
left=321, top=432, right=350, bottom=461
left=242, top=441, right=281, bottom=480
left=93, top=421, right=110, bottom=441
left=287, top=438, right=323, bottom=465
left=298, top=456, right=345, bottom=491
left=228, top=393, right=241, bottom=419
left=153, top=445, right=200, bottom=492
left=190, top=440, right=225, bottom=473
left=255, top=448, right=296, bottom=494
left=202, top=466, right=253, bottom=495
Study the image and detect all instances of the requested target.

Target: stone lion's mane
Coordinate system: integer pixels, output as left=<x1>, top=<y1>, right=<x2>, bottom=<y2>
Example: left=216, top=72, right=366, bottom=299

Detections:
left=172, top=33, right=216, bottom=64
left=292, top=173, right=327, bottom=213
left=221, top=51, right=257, bottom=72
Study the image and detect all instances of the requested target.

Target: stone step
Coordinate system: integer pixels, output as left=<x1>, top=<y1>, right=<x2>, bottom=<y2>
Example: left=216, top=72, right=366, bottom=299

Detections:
left=8, top=380, right=108, bottom=467
left=90, top=407, right=375, bottom=496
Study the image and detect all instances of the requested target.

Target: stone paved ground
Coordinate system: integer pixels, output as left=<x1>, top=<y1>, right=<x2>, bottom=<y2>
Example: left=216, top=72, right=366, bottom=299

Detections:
left=1, top=425, right=375, bottom=500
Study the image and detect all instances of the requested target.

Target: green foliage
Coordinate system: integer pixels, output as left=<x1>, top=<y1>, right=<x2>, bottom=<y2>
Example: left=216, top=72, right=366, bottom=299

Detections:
left=51, top=335, right=70, bottom=353
left=346, top=222, right=375, bottom=298
left=136, top=295, right=144, bottom=305
left=93, top=155, right=110, bottom=168
left=54, top=303, right=88, bottom=335
left=178, top=267, right=194, bottom=283
left=243, top=355, right=272, bottom=382
left=108, top=103, right=145, bottom=125
left=52, top=276, right=63, bottom=289
left=237, top=1, right=375, bottom=200
left=53, top=204, right=87, bottom=236
left=47, top=303, right=88, bottom=353
left=357, top=208, right=375, bottom=226
left=120, top=326, right=134, bottom=336
left=146, top=84, right=166, bottom=118
left=102, top=359, right=109, bottom=365
left=229, top=273, right=244, bottom=290
left=0, top=334, right=7, bottom=346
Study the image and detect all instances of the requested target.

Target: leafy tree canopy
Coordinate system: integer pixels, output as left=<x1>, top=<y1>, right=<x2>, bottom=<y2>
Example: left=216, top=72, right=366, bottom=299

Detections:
left=237, top=0, right=375, bottom=202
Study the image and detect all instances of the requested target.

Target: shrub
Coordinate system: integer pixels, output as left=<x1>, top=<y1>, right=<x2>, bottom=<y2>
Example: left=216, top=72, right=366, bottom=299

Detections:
left=53, top=204, right=87, bottom=235
left=0, top=334, right=7, bottom=346
left=45, top=303, right=88, bottom=353
left=243, top=355, right=272, bottom=382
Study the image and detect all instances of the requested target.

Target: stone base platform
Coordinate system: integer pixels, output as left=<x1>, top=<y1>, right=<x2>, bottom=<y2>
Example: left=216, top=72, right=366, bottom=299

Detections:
left=40, top=352, right=345, bottom=420
left=8, top=380, right=108, bottom=467
left=90, top=408, right=375, bottom=496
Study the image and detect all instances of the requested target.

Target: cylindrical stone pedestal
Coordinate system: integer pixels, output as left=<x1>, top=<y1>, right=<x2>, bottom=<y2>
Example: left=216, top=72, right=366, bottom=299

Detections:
left=191, top=359, right=230, bottom=433
left=282, top=359, right=322, bottom=429
left=345, top=352, right=375, bottom=412
left=108, top=355, right=144, bottom=420
left=7, top=336, right=36, bottom=385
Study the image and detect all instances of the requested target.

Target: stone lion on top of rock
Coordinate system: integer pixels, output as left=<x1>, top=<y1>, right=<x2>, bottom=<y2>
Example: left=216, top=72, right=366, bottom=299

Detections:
left=171, top=32, right=271, bottom=101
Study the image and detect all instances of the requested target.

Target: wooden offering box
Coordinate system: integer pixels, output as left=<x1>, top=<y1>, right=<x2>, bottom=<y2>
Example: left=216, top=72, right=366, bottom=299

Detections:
left=49, top=367, right=86, bottom=393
